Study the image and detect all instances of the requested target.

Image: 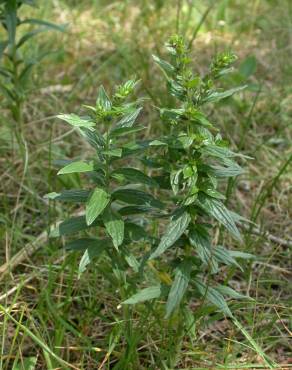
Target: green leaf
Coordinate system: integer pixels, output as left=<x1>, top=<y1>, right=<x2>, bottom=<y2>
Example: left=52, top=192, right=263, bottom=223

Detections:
left=229, top=250, right=256, bottom=260
left=102, top=207, right=124, bottom=250
left=109, top=125, right=145, bottom=138
left=202, top=144, right=251, bottom=160
left=101, top=148, right=122, bottom=157
left=57, top=114, right=95, bottom=128
left=0, top=41, right=8, bottom=59
left=215, top=285, right=251, bottom=300
left=96, top=85, right=111, bottom=111
left=123, top=286, right=162, bottom=305
left=213, top=246, right=242, bottom=271
left=44, top=192, right=60, bottom=200
left=189, top=226, right=218, bottom=273
left=20, top=18, right=66, bottom=32
left=121, top=245, right=140, bottom=272
left=191, top=111, right=213, bottom=128
left=149, top=139, right=168, bottom=147
left=165, top=259, right=192, bottom=318
left=201, top=144, right=234, bottom=159
left=17, top=28, right=48, bottom=49
left=170, top=169, right=182, bottom=195
left=111, top=168, right=158, bottom=187
left=115, top=107, right=142, bottom=128
left=196, top=195, right=242, bottom=241
left=86, top=187, right=110, bottom=225
left=119, top=205, right=154, bottom=216
left=195, top=278, right=232, bottom=317
left=5, top=0, right=17, bottom=46
left=152, top=54, right=175, bottom=75
left=202, top=188, right=226, bottom=200
left=124, top=222, right=150, bottom=242
left=50, top=216, right=100, bottom=237
left=113, top=189, right=164, bottom=209
left=149, top=211, right=191, bottom=260
left=65, top=238, right=102, bottom=251
left=203, top=85, right=247, bottom=103
left=79, top=128, right=105, bottom=150
left=239, top=56, right=257, bottom=79
left=44, top=190, right=90, bottom=203
left=159, top=108, right=184, bottom=121
left=78, top=239, right=108, bottom=277
left=57, top=161, right=94, bottom=175
left=210, top=163, right=244, bottom=178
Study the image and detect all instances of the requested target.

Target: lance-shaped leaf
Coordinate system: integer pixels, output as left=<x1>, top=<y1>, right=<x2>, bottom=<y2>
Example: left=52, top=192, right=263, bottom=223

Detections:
left=196, top=195, right=242, bottom=241
left=113, top=189, right=164, bottom=209
left=111, top=167, right=158, bottom=187
left=201, top=144, right=251, bottom=160
left=203, top=85, right=247, bottom=103
left=86, top=188, right=110, bottom=225
left=152, top=54, right=175, bottom=75
left=102, top=207, right=124, bottom=250
left=189, top=226, right=218, bottom=273
left=119, top=205, right=154, bottom=216
left=58, top=161, right=94, bottom=175
left=210, top=163, right=244, bottom=178
left=50, top=216, right=101, bottom=237
left=191, top=111, right=213, bottom=128
left=101, top=148, right=123, bottom=158
left=0, top=41, right=8, bottom=59
left=5, top=1, right=17, bottom=45
left=215, top=285, right=252, bottom=300
left=65, top=238, right=102, bottom=251
left=202, top=188, right=226, bottom=200
left=120, top=245, right=140, bottom=272
left=124, top=222, right=150, bottom=242
left=149, top=211, right=191, bottom=260
left=115, top=107, right=142, bottom=128
left=79, top=127, right=105, bottom=150
left=109, top=125, right=145, bottom=138
left=122, top=286, right=163, bottom=305
left=17, top=28, right=50, bottom=49
left=165, top=259, right=192, bottom=318
left=213, top=246, right=242, bottom=271
left=229, top=250, right=256, bottom=260
left=44, top=190, right=90, bottom=203
left=96, top=85, right=111, bottom=111
left=57, top=114, right=95, bottom=128
left=20, top=18, right=66, bottom=32
left=78, top=239, right=109, bottom=277
left=195, top=278, right=232, bottom=317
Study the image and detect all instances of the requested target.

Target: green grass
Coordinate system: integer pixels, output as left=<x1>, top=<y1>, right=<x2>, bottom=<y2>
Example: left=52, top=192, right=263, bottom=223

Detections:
left=0, top=0, right=291, bottom=369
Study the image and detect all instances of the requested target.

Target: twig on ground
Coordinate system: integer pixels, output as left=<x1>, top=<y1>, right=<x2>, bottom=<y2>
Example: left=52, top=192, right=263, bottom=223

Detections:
left=0, top=211, right=83, bottom=280
left=0, top=230, right=47, bottom=282
left=0, top=256, right=65, bottom=302
left=239, top=223, right=292, bottom=248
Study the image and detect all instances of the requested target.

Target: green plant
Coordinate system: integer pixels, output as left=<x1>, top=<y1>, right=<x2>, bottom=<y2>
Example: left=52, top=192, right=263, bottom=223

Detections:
left=48, top=35, right=257, bottom=367
left=135, top=35, right=254, bottom=317
left=0, top=0, right=63, bottom=133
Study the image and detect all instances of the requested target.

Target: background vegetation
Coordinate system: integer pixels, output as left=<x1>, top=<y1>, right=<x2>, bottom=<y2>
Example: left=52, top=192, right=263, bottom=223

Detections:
left=0, top=0, right=291, bottom=369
